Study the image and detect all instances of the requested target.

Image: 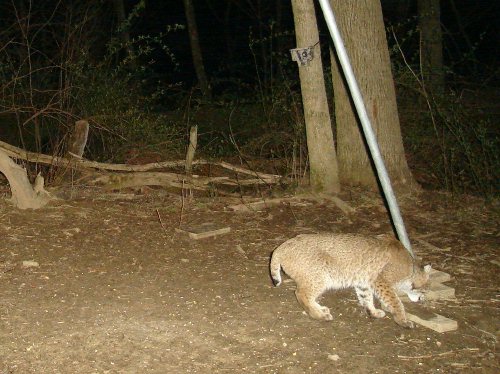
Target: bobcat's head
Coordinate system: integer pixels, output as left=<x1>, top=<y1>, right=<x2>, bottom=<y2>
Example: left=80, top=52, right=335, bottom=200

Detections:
left=412, top=264, right=432, bottom=289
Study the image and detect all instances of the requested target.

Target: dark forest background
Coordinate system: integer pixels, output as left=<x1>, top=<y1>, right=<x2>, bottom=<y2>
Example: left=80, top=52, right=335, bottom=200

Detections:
left=0, top=0, right=498, bottom=196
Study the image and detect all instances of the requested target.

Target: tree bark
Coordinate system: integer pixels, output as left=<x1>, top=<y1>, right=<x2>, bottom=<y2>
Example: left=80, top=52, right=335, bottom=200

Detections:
left=291, top=0, right=340, bottom=194
left=183, top=0, right=212, bottom=100
left=418, top=0, right=444, bottom=95
left=329, top=0, right=417, bottom=192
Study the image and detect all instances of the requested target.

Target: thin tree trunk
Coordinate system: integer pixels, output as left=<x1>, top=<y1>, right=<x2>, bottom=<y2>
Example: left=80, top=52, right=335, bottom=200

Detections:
left=418, top=0, right=444, bottom=95
left=183, top=0, right=212, bottom=100
left=112, top=0, right=132, bottom=54
left=329, top=0, right=417, bottom=192
left=275, top=0, right=284, bottom=53
left=291, top=0, right=340, bottom=194
left=34, top=118, right=41, bottom=153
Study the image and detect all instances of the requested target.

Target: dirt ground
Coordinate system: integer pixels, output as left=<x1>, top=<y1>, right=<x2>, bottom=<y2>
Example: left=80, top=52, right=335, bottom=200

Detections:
left=0, top=185, right=498, bottom=373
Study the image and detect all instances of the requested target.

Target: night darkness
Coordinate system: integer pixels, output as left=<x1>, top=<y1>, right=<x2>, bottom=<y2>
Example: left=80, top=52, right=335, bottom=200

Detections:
left=126, top=0, right=500, bottom=87
left=0, top=0, right=498, bottom=195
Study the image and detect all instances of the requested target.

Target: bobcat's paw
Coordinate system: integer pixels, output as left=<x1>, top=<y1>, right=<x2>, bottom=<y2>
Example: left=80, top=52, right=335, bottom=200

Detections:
left=369, top=308, right=386, bottom=319
left=312, top=306, right=333, bottom=321
left=319, top=306, right=334, bottom=321
left=395, top=318, right=414, bottom=329
left=306, top=305, right=333, bottom=321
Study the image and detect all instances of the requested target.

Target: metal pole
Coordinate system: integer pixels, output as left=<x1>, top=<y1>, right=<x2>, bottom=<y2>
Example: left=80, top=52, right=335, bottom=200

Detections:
left=317, top=0, right=415, bottom=257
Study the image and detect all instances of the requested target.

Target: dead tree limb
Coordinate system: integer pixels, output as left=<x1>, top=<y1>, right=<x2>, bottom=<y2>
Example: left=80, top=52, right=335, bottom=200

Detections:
left=0, top=139, right=284, bottom=195
left=90, top=172, right=230, bottom=190
left=0, top=140, right=280, bottom=180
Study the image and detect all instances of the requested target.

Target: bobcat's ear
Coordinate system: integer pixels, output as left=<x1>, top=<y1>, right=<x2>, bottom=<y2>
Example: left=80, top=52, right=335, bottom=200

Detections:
left=424, top=264, right=432, bottom=273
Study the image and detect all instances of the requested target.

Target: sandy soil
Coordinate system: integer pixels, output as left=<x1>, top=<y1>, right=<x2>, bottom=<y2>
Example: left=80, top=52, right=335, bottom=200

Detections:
left=0, top=186, right=498, bottom=373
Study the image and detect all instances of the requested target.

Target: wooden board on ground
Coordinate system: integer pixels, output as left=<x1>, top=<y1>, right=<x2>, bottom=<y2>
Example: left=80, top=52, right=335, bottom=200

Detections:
left=428, top=268, right=453, bottom=283
left=175, top=223, right=231, bottom=240
left=402, top=274, right=458, bottom=333
left=425, top=281, right=456, bottom=301
left=407, top=312, right=458, bottom=333
left=228, top=197, right=293, bottom=212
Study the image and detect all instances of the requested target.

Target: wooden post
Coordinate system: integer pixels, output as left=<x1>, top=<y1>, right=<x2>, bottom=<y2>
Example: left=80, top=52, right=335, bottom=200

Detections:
left=185, top=125, right=198, bottom=174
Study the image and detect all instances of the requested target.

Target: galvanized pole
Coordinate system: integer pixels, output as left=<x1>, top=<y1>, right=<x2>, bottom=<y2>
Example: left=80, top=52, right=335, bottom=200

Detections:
left=317, top=0, right=415, bottom=257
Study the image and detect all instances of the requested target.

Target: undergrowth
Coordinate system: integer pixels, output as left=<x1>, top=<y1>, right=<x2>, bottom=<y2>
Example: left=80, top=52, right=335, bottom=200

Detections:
left=390, top=20, right=499, bottom=198
left=400, top=87, right=499, bottom=198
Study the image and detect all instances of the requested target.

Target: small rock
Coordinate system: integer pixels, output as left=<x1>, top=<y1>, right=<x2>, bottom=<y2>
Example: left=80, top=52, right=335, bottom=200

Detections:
left=22, top=260, right=39, bottom=268
left=328, top=354, right=340, bottom=361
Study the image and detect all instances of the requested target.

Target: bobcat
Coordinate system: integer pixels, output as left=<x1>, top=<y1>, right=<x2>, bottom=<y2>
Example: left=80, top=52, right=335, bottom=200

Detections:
left=270, top=233, right=431, bottom=328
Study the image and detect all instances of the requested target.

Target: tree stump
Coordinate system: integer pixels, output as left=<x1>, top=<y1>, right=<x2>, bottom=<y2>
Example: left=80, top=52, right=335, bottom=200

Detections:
left=0, top=149, right=51, bottom=209
left=67, top=120, right=89, bottom=158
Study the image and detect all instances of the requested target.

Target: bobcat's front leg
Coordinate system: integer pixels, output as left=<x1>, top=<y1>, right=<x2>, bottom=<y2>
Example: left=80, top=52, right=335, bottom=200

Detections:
left=374, top=277, right=414, bottom=328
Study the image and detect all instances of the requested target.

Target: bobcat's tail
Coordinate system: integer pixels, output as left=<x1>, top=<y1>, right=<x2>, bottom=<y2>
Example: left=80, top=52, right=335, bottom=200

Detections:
left=269, top=250, right=282, bottom=287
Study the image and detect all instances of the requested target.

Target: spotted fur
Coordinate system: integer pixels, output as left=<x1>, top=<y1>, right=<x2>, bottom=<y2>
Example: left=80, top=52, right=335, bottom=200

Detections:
left=270, top=233, right=431, bottom=328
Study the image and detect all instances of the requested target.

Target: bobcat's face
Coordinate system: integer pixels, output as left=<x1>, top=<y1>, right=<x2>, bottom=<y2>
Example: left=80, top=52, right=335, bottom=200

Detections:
left=412, top=264, right=432, bottom=289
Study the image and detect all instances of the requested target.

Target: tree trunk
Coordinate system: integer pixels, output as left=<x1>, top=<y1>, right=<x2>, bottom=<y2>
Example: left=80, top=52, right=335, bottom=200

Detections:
left=418, top=0, right=444, bottom=95
left=112, top=0, right=133, bottom=55
left=183, top=0, right=212, bottom=100
left=291, top=0, right=340, bottom=194
left=329, top=0, right=417, bottom=192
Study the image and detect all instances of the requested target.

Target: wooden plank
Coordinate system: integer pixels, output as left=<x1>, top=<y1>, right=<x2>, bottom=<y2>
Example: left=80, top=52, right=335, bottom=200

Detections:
left=407, top=312, right=458, bottom=333
left=425, top=282, right=456, bottom=301
left=228, top=197, right=292, bottom=212
left=175, top=223, right=231, bottom=240
left=428, top=268, right=453, bottom=283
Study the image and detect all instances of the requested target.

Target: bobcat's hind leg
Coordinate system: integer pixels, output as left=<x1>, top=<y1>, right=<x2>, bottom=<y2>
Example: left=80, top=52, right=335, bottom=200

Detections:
left=373, top=277, right=414, bottom=328
left=355, top=286, right=386, bottom=319
left=295, top=284, right=333, bottom=321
